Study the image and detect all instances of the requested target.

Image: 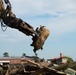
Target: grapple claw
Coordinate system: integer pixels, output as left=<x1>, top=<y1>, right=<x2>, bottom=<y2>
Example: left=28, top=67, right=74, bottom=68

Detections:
left=31, top=26, right=50, bottom=53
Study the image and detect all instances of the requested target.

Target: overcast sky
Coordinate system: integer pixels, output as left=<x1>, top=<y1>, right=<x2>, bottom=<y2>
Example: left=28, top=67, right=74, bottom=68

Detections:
left=0, top=0, right=76, bottom=60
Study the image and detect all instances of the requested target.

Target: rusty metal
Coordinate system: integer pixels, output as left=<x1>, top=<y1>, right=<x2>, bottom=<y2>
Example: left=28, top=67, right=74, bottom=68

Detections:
left=0, top=0, right=50, bottom=53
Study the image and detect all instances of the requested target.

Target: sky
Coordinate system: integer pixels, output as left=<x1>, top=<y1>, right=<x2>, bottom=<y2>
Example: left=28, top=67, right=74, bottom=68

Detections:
left=0, top=0, right=76, bottom=60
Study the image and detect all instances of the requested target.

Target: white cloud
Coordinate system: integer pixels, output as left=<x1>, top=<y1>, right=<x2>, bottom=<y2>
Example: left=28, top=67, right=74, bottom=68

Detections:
left=0, top=28, right=30, bottom=43
left=47, top=13, right=76, bottom=36
left=10, top=0, right=76, bottom=32
left=0, top=0, right=76, bottom=59
left=0, top=0, right=76, bottom=42
left=10, top=0, right=76, bottom=16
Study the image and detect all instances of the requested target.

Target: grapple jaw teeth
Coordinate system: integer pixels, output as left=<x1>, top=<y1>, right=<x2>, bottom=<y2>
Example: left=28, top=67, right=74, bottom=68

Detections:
left=31, top=26, right=50, bottom=53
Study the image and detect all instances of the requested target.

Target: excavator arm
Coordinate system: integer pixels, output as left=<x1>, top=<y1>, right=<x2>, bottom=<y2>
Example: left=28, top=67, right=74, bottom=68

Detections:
left=0, top=0, right=50, bottom=54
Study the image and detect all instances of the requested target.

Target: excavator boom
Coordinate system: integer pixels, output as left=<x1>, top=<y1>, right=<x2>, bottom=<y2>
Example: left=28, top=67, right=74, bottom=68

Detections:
left=0, top=0, right=50, bottom=54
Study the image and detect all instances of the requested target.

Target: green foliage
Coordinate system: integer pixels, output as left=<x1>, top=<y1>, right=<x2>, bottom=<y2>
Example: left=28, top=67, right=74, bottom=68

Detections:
left=3, top=52, right=9, bottom=57
left=64, top=56, right=73, bottom=62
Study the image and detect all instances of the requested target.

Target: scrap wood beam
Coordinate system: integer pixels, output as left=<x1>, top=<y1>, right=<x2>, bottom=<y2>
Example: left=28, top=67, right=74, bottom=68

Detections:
left=21, top=58, right=42, bottom=68
left=30, top=67, right=66, bottom=75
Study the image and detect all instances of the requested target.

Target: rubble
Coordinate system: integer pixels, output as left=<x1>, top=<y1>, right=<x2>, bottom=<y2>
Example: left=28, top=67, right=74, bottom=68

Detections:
left=0, top=64, right=66, bottom=75
left=0, top=54, right=76, bottom=75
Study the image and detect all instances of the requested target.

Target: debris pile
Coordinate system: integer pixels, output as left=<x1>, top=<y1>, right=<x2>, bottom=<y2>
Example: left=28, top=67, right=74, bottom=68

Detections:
left=0, top=54, right=76, bottom=75
left=0, top=59, right=66, bottom=75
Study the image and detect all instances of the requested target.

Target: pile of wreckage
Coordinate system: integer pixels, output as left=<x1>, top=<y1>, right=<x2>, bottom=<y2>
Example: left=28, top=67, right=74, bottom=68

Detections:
left=0, top=55, right=76, bottom=75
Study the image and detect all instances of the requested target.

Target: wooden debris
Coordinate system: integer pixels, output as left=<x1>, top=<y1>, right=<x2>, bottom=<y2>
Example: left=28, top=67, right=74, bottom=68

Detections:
left=0, top=59, right=66, bottom=75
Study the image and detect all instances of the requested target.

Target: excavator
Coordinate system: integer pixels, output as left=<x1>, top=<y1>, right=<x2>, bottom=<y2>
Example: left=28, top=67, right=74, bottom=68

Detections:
left=0, top=0, right=50, bottom=55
